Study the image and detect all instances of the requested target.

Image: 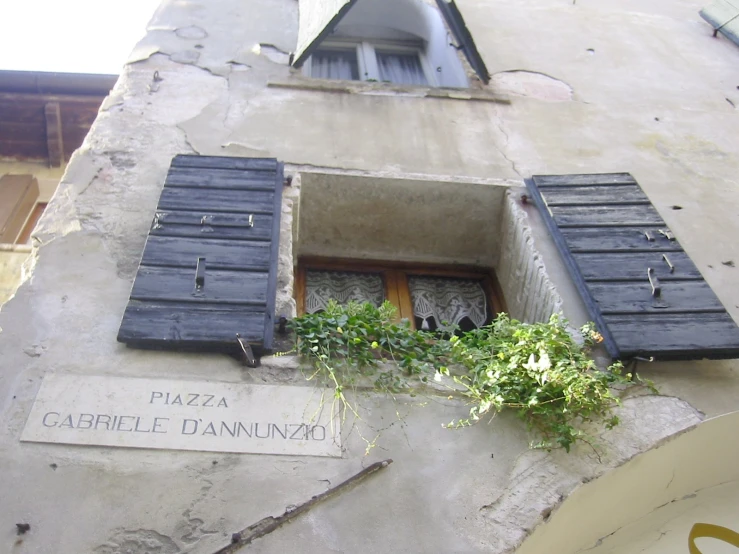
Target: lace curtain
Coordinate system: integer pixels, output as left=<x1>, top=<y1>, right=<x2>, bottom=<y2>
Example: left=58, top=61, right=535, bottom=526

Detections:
left=377, top=52, right=427, bottom=86
left=305, top=271, right=385, bottom=313
left=311, top=50, right=359, bottom=81
left=409, top=277, right=488, bottom=332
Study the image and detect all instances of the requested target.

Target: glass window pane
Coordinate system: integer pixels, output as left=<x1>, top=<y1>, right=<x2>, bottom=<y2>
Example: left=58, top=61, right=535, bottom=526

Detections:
left=376, top=52, right=427, bottom=85
left=311, top=50, right=359, bottom=80
left=305, top=271, right=385, bottom=313
left=409, top=276, right=490, bottom=332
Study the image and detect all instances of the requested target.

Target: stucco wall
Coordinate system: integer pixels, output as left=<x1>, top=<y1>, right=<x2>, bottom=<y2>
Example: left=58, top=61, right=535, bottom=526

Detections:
left=0, top=0, right=738, bottom=552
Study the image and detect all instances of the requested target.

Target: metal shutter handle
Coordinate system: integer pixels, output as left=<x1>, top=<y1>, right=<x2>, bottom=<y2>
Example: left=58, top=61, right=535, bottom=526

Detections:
left=662, top=254, right=675, bottom=273
left=195, top=257, right=206, bottom=288
left=648, top=267, right=661, bottom=297
left=644, top=230, right=654, bottom=241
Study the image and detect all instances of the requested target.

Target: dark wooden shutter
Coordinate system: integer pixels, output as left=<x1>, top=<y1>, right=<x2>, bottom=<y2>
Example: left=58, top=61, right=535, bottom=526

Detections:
left=117, top=155, right=283, bottom=355
left=434, top=0, right=489, bottom=83
left=526, top=173, right=739, bottom=361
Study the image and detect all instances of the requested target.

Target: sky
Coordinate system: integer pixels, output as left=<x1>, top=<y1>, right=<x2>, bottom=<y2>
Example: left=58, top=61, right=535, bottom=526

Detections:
left=0, top=1, right=161, bottom=75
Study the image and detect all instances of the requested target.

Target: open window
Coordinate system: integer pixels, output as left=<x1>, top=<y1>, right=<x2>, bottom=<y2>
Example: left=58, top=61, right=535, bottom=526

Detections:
left=292, top=0, right=488, bottom=87
left=296, top=259, right=502, bottom=333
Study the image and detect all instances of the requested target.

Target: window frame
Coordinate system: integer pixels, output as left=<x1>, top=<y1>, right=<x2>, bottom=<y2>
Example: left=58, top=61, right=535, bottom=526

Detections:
left=295, top=257, right=506, bottom=329
left=303, top=39, right=437, bottom=87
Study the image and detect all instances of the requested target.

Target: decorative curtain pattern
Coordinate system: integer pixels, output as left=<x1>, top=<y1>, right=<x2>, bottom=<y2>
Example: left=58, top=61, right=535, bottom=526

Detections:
left=377, top=52, right=427, bottom=85
left=305, top=271, right=385, bottom=313
left=409, top=276, right=487, bottom=332
left=311, top=50, right=359, bottom=80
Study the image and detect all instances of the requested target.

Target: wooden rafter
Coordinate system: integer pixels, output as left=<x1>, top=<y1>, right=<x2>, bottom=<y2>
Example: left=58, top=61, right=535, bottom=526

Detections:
left=44, top=102, right=64, bottom=167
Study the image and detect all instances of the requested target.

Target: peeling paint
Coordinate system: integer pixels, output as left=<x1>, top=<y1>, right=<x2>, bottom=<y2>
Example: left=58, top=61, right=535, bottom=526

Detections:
left=94, top=529, right=181, bottom=554
left=491, top=70, right=574, bottom=102
left=175, top=25, right=208, bottom=40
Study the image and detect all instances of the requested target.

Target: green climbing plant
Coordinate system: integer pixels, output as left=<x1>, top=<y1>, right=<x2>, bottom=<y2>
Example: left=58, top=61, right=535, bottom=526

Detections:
left=290, top=302, right=653, bottom=454
left=445, top=314, right=652, bottom=452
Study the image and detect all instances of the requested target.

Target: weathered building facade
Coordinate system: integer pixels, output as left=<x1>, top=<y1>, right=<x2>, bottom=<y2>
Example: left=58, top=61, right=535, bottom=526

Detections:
left=1, top=0, right=738, bottom=552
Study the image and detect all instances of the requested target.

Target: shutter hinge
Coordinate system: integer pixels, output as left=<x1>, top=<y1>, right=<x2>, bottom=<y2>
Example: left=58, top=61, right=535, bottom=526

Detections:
left=236, top=334, right=258, bottom=367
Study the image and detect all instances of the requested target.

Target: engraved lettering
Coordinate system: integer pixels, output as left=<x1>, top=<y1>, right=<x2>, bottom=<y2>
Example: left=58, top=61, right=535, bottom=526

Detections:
left=134, top=417, right=151, bottom=433
left=254, top=423, right=270, bottom=439
left=217, top=397, right=228, bottom=408
left=152, top=417, right=168, bottom=433
left=220, top=421, right=237, bottom=437
left=237, top=422, right=252, bottom=437
left=289, top=424, right=305, bottom=440
left=171, top=394, right=183, bottom=405
left=203, top=394, right=215, bottom=407
left=59, top=415, right=74, bottom=428
left=150, top=392, right=163, bottom=404
left=77, top=414, right=94, bottom=430
left=95, top=414, right=112, bottom=430
left=272, top=424, right=287, bottom=439
left=42, top=412, right=60, bottom=427
left=116, top=416, right=134, bottom=432
left=311, top=425, right=326, bottom=441
left=187, top=394, right=199, bottom=406
left=202, top=422, right=217, bottom=436
left=182, top=419, right=198, bottom=435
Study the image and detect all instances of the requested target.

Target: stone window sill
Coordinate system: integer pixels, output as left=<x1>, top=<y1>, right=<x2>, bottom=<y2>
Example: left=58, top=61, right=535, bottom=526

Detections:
left=267, top=78, right=510, bottom=104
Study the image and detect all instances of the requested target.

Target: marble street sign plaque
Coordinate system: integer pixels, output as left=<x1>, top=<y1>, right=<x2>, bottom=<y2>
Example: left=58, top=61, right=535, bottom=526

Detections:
left=21, top=373, right=341, bottom=457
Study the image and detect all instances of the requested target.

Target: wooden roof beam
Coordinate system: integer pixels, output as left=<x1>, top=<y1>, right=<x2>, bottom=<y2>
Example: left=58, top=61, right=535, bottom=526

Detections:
left=44, top=102, right=64, bottom=167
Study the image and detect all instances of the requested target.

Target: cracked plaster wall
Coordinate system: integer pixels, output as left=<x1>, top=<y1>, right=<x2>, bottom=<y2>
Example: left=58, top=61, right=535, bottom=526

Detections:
left=0, top=0, right=738, bottom=553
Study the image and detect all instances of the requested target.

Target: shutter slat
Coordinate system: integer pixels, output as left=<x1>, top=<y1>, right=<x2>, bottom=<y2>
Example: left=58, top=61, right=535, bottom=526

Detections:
left=118, top=155, right=283, bottom=354
left=158, top=187, right=275, bottom=214
left=534, top=173, right=637, bottom=186
left=539, top=185, right=650, bottom=205
left=171, top=155, right=278, bottom=171
left=528, top=172, right=739, bottom=361
left=589, top=281, right=726, bottom=315
left=551, top=205, right=665, bottom=227
left=130, top=267, right=268, bottom=305
left=604, top=313, right=739, bottom=359
left=165, top=167, right=278, bottom=190
left=573, top=252, right=702, bottom=281
left=561, top=227, right=684, bottom=253
left=141, top=236, right=271, bottom=271
left=151, top=213, right=274, bottom=242
left=119, top=302, right=266, bottom=345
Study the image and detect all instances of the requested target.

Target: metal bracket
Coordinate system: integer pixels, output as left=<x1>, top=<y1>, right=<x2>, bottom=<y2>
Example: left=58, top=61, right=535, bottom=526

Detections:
left=658, top=229, right=675, bottom=241
left=236, top=334, right=258, bottom=367
left=278, top=315, right=288, bottom=335
left=662, top=254, right=675, bottom=273
left=644, top=230, right=655, bottom=242
left=648, top=267, right=661, bottom=297
left=247, top=214, right=254, bottom=228
left=195, top=257, right=206, bottom=288
left=648, top=267, right=670, bottom=308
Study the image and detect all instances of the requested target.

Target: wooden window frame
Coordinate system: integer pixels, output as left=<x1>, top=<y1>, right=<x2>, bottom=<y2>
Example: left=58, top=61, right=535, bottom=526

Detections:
left=296, top=257, right=507, bottom=328
left=304, top=39, right=437, bottom=87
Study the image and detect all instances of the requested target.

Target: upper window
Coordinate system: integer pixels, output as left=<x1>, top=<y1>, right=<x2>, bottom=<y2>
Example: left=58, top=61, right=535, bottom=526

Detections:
left=292, top=0, right=486, bottom=88
left=306, top=40, right=432, bottom=85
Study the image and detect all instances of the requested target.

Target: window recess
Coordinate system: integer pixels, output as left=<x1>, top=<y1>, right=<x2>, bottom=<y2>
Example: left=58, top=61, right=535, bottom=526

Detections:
left=296, top=259, right=504, bottom=332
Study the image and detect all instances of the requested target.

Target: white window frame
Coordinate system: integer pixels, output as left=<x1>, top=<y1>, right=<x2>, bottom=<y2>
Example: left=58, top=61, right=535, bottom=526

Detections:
left=304, top=39, right=437, bottom=87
